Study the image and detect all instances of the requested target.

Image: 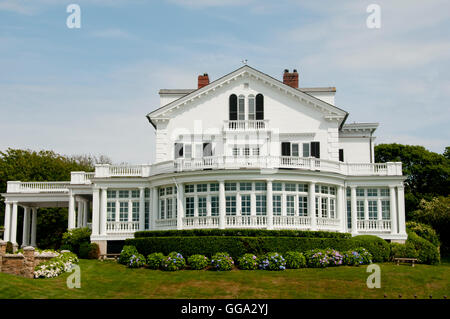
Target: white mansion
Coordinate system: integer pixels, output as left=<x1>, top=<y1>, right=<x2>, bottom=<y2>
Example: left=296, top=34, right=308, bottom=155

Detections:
left=1, top=65, right=407, bottom=254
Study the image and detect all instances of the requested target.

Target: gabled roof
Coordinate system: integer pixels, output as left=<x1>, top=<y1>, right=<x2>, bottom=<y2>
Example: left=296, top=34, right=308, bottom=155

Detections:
left=341, top=122, right=379, bottom=133
left=158, top=87, right=336, bottom=95
left=147, top=65, right=348, bottom=128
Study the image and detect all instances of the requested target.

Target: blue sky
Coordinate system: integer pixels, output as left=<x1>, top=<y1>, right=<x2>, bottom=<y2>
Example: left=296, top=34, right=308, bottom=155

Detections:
left=0, top=0, right=449, bottom=163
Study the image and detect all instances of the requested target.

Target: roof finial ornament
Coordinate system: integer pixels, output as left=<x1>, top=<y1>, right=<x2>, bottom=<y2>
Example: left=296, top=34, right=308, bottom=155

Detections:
left=241, top=59, right=248, bottom=65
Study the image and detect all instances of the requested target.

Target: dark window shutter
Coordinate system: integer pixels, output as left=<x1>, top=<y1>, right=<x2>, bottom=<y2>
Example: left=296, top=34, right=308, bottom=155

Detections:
left=311, top=142, right=320, bottom=158
left=174, top=143, right=183, bottom=158
left=281, top=142, right=291, bottom=156
left=339, top=149, right=344, bottom=162
left=256, top=94, right=264, bottom=120
left=229, top=94, right=237, bottom=120
left=203, top=143, right=212, bottom=157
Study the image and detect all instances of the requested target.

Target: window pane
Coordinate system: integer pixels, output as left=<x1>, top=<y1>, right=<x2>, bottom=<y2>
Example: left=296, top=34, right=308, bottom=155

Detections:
left=256, top=195, right=266, bottom=215
left=302, top=143, right=310, bottom=157
left=292, top=143, right=299, bottom=156
left=226, top=196, right=236, bottom=215
left=241, top=195, right=251, bottom=215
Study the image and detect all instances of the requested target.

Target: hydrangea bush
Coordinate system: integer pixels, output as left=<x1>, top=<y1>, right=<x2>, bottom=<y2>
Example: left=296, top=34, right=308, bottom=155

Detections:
left=324, top=249, right=343, bottom=266
left=237, top=254, right=259, bottom=270
left=147, top=252, right=165, bottom=269
left=211, top=252, right=234, bottom=271
left=258, top=252, right=286, bottom=271
left=305, top=249, right=330, bottom=268
left=118, top=245, right=139, bottom=265
left=354, top=247, right=372, bottom=264
left=284, top=251, right=306, bottom=269
left=161, top=252, right=186, bottom=271
left=128, top=254, right=146, bottom=268
left=188, top=254, right=209, bottom=270
left=34, top=252, right=79, bottom=279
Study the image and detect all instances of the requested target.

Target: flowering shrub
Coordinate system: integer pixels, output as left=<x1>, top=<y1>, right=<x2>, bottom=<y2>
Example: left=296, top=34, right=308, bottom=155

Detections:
left=305, top=249, right=330, bottom=268
left=258, top=252, right=286, bottom=271
left=118, top=245, right=138, bottom=265
left=324, top=249, right=343, bottom=266
left=161, top=252, right=186, bottom=271
left=34, top=252, right=79, bottom=279
left=147, top=252, right=165, bottom=269
left=237, top=254, right=259, bottom=270
left=211, top=252, right=234, bottom=271
left=188, top=254, right=209, bottom=270
left=354, top=247, right=372, bottom=264
left=284, top=251, right=306, bottom=269
left=128, top=254, right=146, bottom=268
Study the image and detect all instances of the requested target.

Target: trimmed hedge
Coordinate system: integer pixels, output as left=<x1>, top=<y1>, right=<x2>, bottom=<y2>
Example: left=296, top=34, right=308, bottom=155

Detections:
left=351, top=235, right=390, bottom=262
left=125, top=235, right=389, bottom=261
left=134, top=229, right=351, bottom=239
left=406, top=231, right=440, bottom=264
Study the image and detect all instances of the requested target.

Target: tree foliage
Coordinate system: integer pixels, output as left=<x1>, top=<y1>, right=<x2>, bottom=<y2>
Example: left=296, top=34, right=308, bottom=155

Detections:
left=411, top=196, right=450, bottom=256
left=375, top=143, right=450, bottom=213
left=0, top=148, right=111, bottom=249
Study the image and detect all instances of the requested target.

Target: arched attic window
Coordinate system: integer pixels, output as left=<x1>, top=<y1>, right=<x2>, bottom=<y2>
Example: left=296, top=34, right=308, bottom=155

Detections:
left=256, top=94, right=264, bottom=120
left=229, top=94, right=237, bottom=120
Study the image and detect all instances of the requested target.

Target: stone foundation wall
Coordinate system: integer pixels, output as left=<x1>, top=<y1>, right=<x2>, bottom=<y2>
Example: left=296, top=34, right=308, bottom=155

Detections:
left=0, top=241, right=56, bottom=278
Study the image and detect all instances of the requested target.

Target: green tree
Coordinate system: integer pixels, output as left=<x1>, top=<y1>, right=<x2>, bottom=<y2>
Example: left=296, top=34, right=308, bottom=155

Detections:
left=375, top=144, right=450, bottom=214
left=0, top=148, right=111, bottom=249
left=411, top=196, right=450, bottom=256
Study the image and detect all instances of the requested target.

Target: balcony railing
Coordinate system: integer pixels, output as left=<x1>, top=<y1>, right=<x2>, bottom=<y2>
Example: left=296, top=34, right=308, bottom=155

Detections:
left=183, top=216, right=219, bottom=228
left=93, top=157, right=402, bottom=178
left=224, top=120, right=269, bottom=131
left=106, top=221, right=140, bottom=233
left=357, top=220, right=391, bottom=232
left=6, top=181, right=70, bottom=193
left=225, top=215, right=267, bottom=228
left=70, top=172, right=95, bottom=184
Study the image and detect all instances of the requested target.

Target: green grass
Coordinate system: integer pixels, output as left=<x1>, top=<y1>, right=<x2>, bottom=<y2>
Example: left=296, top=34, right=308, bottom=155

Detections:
left=0, top=259, right=449, bottom=299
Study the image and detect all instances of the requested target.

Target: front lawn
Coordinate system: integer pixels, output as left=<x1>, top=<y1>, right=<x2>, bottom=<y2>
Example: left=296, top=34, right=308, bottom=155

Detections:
left=0, top=259, right=449, bottom=299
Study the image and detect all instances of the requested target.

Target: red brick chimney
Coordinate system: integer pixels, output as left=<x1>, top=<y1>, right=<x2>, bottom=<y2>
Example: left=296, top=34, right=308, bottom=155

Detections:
left=283, top=69, right=298, bottom=88
left=198, top=73, right=210, bottom=89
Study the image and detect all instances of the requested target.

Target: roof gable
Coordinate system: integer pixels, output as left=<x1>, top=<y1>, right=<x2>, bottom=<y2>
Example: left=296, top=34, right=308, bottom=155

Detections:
left=147, top=65, right=348, bottom=128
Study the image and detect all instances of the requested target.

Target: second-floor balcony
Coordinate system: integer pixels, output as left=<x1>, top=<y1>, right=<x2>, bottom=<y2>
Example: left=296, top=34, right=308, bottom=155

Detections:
left=92, top=156, right=402, bottom=179
left=224, top=120, right=269, bottom=131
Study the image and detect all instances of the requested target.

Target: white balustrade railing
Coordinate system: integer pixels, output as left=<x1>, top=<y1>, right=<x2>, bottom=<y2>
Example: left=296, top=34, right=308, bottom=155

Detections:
left=7, top=181, right=70, bottom=193
left=183, top=216, right=219, bottom=228
left=224, top=120, right=269, bottom=131
left=357, top=220, right=391, bottom=232
left=226, top=215, right=267, bottom=228
left=316, top=218, right=341, bottom=230
left=106, top=221, right=140, bottom=233
left=70, top=171, right=95, bottom=184
left=273, top=216, right=311, bottom=228
left=154, top=218, right=177, bottom=229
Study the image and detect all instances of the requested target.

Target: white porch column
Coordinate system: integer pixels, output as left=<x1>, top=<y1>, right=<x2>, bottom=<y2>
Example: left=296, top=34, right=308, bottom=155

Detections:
left=350, top=186, right=357, bottom=235
left=3, top=202, right=11, bottom=242
left=77, top=200, right=83, bottom=228
left=176, top=183, right=184, bottom=230
left=397, top=185, right=406, bottom=235
left=22, top=206, right=30, bottom=247
left=151, top=187, right=158, bottom=230
left=389, top=186, right=398, bottom=234
left=92, top=187, right=100, bottom=236
left=139, top=187, right=145, bottom=231
left=266, top=180, right=273, bottom=230
left=219, top=180, right=225, bottom=229
left=100, top=187, right=107, bottom=236
left=309, top=182, right=316, bottom=231
left=10, top=202, right=18, bottom=245
left=337, top=185, right=345, bottom=232
left=83, top=200, right=88, bottom=227
left=68, top=190, right=75, bottom=230
left=31, top=208, right=37, bottom=247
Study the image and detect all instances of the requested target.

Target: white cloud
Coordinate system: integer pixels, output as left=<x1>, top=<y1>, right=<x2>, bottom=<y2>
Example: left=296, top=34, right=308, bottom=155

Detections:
left=90, top=28, right=136, bottom=39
